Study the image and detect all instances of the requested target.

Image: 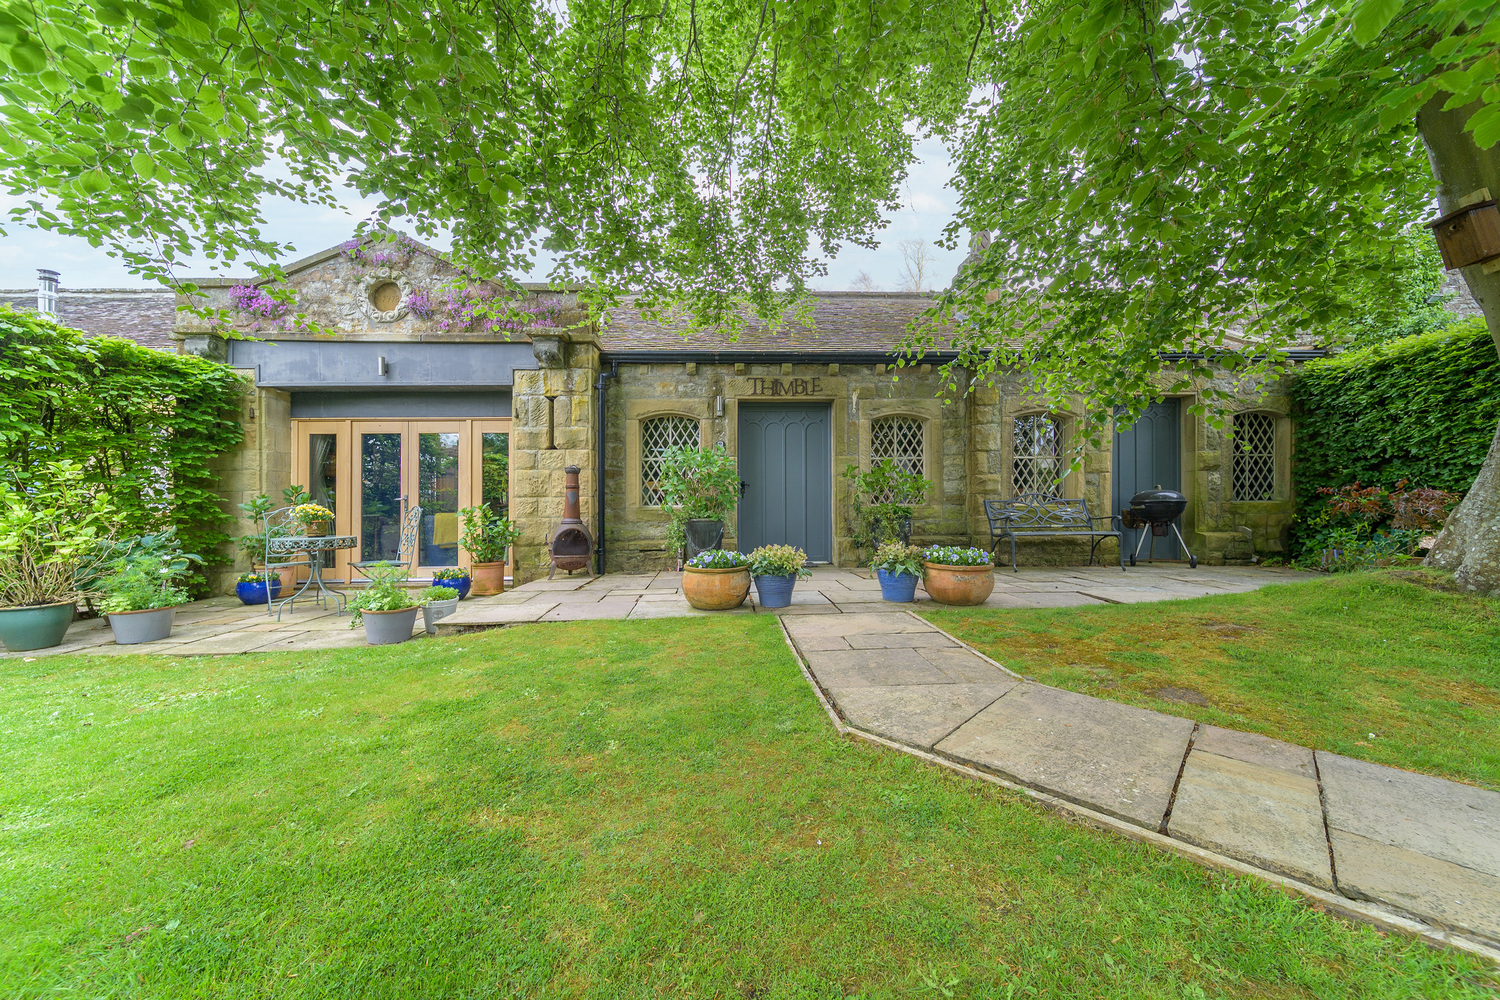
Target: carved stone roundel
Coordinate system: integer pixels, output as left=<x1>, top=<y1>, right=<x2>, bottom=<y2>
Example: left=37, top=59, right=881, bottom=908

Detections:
left=359, top=268, right=412, bottom=323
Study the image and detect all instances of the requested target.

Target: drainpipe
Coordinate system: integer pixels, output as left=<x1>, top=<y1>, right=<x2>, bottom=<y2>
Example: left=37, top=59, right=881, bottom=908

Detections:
left=594, top=361, right=618, bottom=573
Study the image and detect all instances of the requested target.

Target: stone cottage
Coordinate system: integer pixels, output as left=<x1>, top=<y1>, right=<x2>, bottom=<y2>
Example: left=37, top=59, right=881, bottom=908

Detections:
left=156, top=233, right=1314, bottom=590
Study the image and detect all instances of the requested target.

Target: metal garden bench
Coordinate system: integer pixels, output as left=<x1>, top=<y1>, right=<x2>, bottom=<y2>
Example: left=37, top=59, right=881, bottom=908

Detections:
left=984, top=493, right=1125, bottom=572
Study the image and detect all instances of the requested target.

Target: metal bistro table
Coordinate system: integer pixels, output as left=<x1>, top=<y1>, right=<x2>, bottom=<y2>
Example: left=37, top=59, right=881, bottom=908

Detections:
left=268, top=534, right=357, bottom=619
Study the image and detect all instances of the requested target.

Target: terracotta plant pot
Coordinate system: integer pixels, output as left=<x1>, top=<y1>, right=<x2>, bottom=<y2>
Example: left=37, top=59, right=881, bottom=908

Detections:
left=470, top=561, right=506, bottom=596
left=922, top=562, right=995, bottom=606
left=302, top=520, right=328, bottom=537
left=682, top=566, right=751, bottom=610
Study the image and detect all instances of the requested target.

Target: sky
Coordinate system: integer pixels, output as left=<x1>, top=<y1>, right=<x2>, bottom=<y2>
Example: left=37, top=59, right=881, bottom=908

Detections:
left=0, top=135, right=967, bottom=294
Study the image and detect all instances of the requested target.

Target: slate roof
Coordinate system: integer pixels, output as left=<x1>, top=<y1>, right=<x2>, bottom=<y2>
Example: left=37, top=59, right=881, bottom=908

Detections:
left=598, top=292, right=946, bottom=354
left=0, top=288, right=177, bottom=350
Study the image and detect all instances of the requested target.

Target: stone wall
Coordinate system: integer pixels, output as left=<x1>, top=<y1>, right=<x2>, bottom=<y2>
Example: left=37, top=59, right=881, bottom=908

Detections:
left=509, top=335, right=599, bottom=584
left=202, top=377, right=292, bottom=592
left=601, top=360, right=971, bottom=573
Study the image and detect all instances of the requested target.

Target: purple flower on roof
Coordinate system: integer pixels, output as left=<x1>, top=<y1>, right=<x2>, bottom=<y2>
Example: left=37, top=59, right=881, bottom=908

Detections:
left=229, top=284, right=290, bottom=319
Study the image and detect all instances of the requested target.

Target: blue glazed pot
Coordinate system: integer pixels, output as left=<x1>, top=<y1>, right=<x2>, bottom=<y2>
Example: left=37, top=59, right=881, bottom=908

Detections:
left=876, top=568, right=919, bottom=603
left=235, top=578, right=283, bottom=606
left=753, top=573, right=797, bottom=609
left=435, top=575, right=471, bottom=599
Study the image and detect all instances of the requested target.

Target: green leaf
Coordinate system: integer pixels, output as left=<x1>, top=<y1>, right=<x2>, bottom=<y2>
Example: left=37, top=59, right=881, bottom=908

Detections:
left=130, top=151, right=156, bottom=180
left=1349, top=0, right=1402, bottom=45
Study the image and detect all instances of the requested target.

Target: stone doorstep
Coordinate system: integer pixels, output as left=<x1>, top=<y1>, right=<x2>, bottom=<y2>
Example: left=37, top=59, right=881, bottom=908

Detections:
left=1166, top=749, right=1334, bottom=890
left=935, top=682, right=1196, bottom=830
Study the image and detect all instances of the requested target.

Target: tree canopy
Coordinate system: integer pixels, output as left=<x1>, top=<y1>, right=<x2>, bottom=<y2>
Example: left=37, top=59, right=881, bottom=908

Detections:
left=1, top=0, right=1495, bottom=381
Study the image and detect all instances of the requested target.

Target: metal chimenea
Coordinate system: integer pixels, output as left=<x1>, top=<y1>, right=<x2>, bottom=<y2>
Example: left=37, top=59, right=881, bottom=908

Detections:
left=548, top=465, right=595, bottom=579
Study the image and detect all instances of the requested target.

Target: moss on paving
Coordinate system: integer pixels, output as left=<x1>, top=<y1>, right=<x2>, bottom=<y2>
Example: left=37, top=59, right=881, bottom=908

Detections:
left=1, top=613, right=1495, bottom=997
left=924, top=571, right=1500, bottom=790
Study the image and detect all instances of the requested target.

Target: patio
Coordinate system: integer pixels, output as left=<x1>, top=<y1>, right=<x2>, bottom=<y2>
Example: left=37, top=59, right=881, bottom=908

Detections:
left=5, top=564, right=1312, bottom=657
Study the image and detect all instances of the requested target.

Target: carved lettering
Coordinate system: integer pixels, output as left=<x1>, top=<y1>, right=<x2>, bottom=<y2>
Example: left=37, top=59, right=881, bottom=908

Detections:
left=745, top=376, right=825, bottom=397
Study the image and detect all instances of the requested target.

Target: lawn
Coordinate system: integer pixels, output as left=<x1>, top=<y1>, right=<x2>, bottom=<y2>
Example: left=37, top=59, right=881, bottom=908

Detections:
left=2, top=615, right=1495, bottom=998
left=923, top=571, right=1500, bottom=789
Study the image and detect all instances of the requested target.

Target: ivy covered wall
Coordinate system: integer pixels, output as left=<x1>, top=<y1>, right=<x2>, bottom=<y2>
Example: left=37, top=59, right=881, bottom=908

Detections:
left=0, top=306, right=247, bottom=578
left=1288, top=317, right=1500, bottom=554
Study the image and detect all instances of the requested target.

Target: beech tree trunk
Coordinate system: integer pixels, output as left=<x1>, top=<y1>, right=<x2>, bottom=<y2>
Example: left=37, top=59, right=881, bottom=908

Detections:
left=1416, top=96, right=1500, bottom=595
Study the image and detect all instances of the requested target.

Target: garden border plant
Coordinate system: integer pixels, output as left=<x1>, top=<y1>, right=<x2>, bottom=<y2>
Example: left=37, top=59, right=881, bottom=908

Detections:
left=659, top=445, right=741, bottom=560
left=842, top=459, right=932, bottom=557
left=0, top=306, right=246, bottom=590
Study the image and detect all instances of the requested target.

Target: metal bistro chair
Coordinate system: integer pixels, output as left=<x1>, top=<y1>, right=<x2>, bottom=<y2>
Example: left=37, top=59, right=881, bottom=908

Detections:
left=260, top=505, right=320, bottom=619
left=350, top=504, right=422, bottom=583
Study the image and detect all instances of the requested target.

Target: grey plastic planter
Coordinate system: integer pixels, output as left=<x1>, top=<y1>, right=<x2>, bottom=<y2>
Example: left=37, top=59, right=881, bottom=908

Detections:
left=362, top=605, right=420, bottom=645
left=107, top=606, right=175, bottom=644
left=422, top=597, right=460, bottom=635
left=0, top=600, right=76, bottom=651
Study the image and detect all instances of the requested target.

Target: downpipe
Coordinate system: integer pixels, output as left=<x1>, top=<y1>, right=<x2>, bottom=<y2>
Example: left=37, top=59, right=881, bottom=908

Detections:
left=594, top=361, right=618, bottom=574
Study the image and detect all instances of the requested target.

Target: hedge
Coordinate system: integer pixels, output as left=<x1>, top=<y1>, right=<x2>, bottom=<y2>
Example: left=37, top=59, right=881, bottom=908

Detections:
left=1288, top=316, right=1500, bottom=552
left=0, top=306, right=246, bottom=579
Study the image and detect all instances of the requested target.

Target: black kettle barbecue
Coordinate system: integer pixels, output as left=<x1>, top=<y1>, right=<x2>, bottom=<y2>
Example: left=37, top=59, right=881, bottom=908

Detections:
left=1120, top=487, right=1198, bottom=569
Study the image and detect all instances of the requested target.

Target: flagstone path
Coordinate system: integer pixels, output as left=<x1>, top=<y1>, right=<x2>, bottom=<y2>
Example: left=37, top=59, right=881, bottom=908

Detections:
left=780, top=610, right=1500, bottom=951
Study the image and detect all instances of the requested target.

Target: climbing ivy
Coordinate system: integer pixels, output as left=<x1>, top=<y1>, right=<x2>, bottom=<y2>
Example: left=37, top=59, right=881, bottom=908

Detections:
left=1288, top=317, right=1500, bottom=555
left=0, top=307, right=246, bottom=582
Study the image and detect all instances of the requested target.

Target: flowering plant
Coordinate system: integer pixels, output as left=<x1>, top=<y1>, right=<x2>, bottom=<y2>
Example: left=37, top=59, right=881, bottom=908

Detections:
left=870, top=543, right=924, bottom=578
left=685, top=549, right=749, bottom=570
left=403, top=286, right=561, bottom=335
left=292, top=503, right=334, bottom=524
left=432, top=566, right=469, bottom=581
left=747, top=544, right=811, bottom=579
left=418, top=585, right=460, bottom=604
left=922, top=545, right=992, bottom=567
left=228, top=284, right=290, bottom=319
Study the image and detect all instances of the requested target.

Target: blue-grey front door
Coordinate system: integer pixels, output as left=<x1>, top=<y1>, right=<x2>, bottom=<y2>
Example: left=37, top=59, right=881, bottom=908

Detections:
left=737, top=403, right=833, bottom=562
left=1113, top=399, right=1183, bottom=559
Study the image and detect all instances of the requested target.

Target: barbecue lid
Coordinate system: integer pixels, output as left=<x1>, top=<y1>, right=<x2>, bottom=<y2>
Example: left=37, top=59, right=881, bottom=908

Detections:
left=1129, top=487, right=1186, bottom=505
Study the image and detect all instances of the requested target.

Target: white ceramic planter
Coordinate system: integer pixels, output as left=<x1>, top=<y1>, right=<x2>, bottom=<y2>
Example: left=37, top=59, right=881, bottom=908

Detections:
left=107, top=606, right=176, bottom=644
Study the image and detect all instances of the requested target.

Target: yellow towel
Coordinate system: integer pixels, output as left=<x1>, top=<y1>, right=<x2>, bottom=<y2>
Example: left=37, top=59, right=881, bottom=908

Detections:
left=432, top=512, right=459, bottom=547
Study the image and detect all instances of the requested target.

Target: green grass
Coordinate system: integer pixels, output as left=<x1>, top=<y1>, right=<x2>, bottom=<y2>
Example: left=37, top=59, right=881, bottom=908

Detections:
left=923, top=572, right=1500, bottom=789
left=2, top=615, right=1495, bottom=998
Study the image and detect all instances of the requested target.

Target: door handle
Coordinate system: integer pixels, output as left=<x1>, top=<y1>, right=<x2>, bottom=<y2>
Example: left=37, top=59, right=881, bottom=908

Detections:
left=739, top=479, right=748, bottom=497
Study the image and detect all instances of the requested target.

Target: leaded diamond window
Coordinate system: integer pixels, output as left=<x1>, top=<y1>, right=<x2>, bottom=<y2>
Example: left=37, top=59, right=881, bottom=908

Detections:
left=872, top=416, right=924, bottom=477
left=640, top=415, right=699, bottom=506
left=1013, top=414, right=1062, bottom=495
left=1232, top=412, right=1277, bottom=501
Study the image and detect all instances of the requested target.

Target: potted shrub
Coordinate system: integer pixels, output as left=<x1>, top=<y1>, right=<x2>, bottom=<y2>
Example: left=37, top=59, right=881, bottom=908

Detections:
left=660, top=445, right=741, bottom=561
left=682, top=549, right=752, bottom=610
left=871, top=542, right=924, bottom=603
left=459, top=506, right=521, bottom=595
left=843, top=459, right=931, bottom=553
left=921, top=545, right=995, bottom=606
left=432, top=566, right=471, bottom=600
left=420, top=585, right=461, bottom=634
left=234, top=570, right=283, bottom=606
left=98, top=528, right=203, bottom=644
left=0, top=461, right=115, bottom=652
left=347, top=562, right=420, bottom=644
left=292, top=502, right=334, bottom=536
left=747, top=544, right=811, bottom=609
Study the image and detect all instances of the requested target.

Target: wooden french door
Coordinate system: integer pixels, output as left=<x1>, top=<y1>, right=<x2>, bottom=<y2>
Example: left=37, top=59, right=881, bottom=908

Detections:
left=292, top=418, right=511, bottom=583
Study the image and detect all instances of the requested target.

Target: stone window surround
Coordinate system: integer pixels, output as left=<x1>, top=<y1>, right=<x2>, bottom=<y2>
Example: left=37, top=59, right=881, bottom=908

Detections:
left=855, top=397, right=944, bottom=517
left=1224, top=406, right=1292, bottom=506
left=624, top=399, right=710, bottom=521
left=999, top=403, right=1084, bottom=501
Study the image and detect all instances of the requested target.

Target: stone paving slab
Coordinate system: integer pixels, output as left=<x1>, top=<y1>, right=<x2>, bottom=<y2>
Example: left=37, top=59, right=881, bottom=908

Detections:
left=435, top=602, right=559, bottom=633
left=541, top=598, right=642, bottom=621
left=783, top=612, right=932, bottom=638
left=1328, top=829, right=1500, bottom=940
left=1167, top=749, right=1334, bottom=889
left=829, top=682, right=1019, bottom=749
left=1318, top=751, right=1500, bottom=876
left=1194, top=725, right=1315, bottom=778
left=936, top=682, right=1196, bottom=829
left=803, top=648, right=961, bottom=688
left=844, top=631, right=958, bottom=650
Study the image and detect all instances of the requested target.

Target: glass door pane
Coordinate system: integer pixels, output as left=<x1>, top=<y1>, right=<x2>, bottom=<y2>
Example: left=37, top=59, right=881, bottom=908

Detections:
left=480, top=431, right=509, bottom=518
left=418, top=431, right=461, bottom=567
left=360, top=431, right=405, bottom=561
left=308, top=433, right=339, bottom=570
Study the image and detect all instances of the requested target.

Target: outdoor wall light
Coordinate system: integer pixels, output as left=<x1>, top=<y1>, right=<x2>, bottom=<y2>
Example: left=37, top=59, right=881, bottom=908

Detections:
left=715, top=395, right=724, bottom=417
left=377, top=355, right=389, bottom=376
